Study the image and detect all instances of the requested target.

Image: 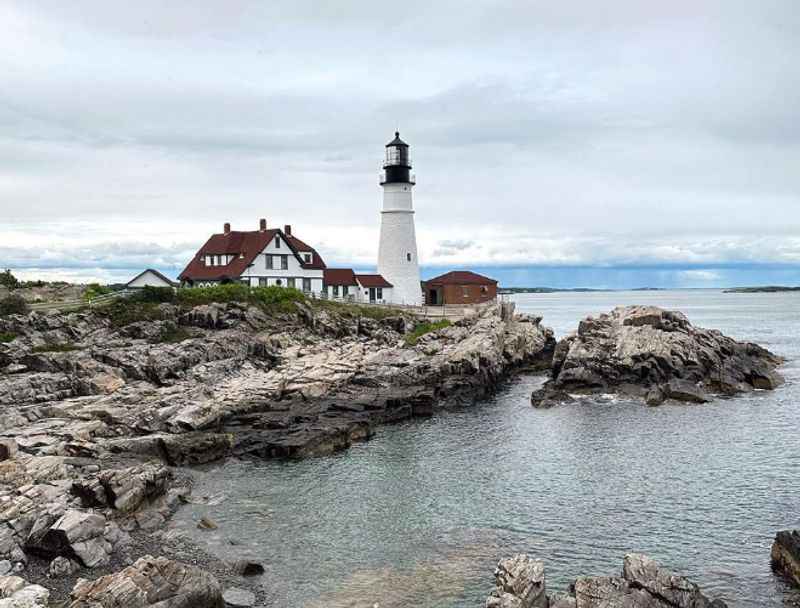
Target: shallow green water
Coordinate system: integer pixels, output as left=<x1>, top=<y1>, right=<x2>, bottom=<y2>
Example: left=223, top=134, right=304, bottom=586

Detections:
left=173, top=290, right=800, bottom=607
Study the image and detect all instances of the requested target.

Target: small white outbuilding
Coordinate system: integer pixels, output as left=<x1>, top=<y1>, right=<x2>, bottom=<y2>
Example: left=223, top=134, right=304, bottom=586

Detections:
left=126, top=269, right=177, bottom=289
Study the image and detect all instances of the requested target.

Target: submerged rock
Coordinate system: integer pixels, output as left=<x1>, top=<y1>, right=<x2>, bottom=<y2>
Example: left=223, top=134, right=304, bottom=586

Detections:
left=771, top=530, right=800, bottom=588
left=532, top=305, right=783, bottom=407
left=486, top=552, right=727, bottom=608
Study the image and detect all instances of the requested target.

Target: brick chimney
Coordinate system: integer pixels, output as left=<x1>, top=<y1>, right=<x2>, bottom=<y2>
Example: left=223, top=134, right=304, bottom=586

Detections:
left=284, top=224, right=292, bottom=236
left=223, top=222, right=231, bottom=235
left=259, top=218, right=267, bottom=232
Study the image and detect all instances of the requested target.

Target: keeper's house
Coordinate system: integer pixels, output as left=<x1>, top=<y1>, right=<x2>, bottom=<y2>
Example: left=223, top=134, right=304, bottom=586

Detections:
left=179, top=219, right=393, bottom=302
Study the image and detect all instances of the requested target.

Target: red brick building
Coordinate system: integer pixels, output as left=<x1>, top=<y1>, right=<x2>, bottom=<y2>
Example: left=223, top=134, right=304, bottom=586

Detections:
left=423, top=271, right=498, bottom=305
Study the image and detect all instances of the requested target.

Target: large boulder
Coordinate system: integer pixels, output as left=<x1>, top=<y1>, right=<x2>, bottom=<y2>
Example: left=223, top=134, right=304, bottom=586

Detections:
left=485, top=555, right=547, bottom=608
left=532, top=305, right=783, bottom=407
left=29, top=510, right=111, bottom=568
left=69, top=555, right=224, bottom=608
left=771, top=530, right=800, bottom=587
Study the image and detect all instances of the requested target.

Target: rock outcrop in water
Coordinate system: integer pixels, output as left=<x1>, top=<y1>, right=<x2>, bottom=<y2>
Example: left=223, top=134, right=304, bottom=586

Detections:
left=531, top=305, right=784, bottom=407
left=0, top=299, right=554, bottom=603
left=771, top=530, right=800, bottom=588
left=486, top=553, right=729, bottom=607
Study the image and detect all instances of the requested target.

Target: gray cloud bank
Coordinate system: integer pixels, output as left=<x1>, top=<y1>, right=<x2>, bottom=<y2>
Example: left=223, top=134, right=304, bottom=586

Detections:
left=1, top=1, right=799, bottom=282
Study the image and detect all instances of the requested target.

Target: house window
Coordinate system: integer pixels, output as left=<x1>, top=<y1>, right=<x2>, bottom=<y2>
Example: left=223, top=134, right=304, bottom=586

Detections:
left=481, top=286, right=488, bottom=294
left=342, top=286, right=349, bottom=296
left=304, top=253, right=311, bottom=263
left=259, top=278, right=268, bottom=286
left=406, top=253, right=411, bottom=261
left=275, top=236, right=280, bottom=248
left=302, top=278, right=311, bottom=292
left=281, top=255, right=288, bottom=270
left=463, top=286, right=469, bottom=297
left=377, top=288, right=383, bottom=300
left=333, top=285, right=339, bottom=296
left=287, top=278, right=296, bottom=288
left=266, top=255, right=274, bottom=270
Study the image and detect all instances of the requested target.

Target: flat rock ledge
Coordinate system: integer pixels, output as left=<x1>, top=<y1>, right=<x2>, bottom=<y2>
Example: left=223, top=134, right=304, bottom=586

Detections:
left=771, top=530, right=800, bottom=588
left=531, top=305, right=784, bottom=408
left=486, top=553, right=728, bottom=608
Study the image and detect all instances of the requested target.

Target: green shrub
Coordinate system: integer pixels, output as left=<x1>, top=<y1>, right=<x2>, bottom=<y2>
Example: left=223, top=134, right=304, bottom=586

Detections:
left=0, top=295, right=30, bottom=317
left=405, top=319, right=452, bottom=346
left=83, top=283, right=114, bottom=301
left=0, top=269, right=18, bottom=290
left=132, top=286, right=177, bottom=304
left=97, top=300, right=165, bottom=328
left=32, top=342, right=81, bottom=353
left=176, top=284, right=305, bottom=310
left=0, top=332, right=16, bottom=343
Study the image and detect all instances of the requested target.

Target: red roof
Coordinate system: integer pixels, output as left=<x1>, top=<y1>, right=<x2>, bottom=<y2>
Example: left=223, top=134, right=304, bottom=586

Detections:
left=179, top=227, right=327, bottom=282
left=323, top=268, right=357, bottom=286
left=424, top=271, right=497, bottom=286
left=355, top=274, right=393, bottom=288
left=287, top=235, right=326, bottom=270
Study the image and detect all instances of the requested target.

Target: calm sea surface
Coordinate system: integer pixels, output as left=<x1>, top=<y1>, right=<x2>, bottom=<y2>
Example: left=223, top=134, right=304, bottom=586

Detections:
left=173, top=290, right=800, bottom=607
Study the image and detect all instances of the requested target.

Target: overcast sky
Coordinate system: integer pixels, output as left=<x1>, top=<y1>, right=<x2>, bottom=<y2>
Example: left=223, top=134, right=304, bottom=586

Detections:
left=1, top=1, right=799, bottom=287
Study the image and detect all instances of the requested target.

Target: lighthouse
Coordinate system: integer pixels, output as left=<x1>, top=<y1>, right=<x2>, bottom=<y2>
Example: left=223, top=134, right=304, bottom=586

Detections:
left=377, top=131, right=422, bottom=305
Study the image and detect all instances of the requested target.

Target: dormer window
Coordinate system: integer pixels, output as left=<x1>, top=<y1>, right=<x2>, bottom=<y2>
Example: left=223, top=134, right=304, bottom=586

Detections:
left=275, top=236, right=280, bottom=248
left=304, top=253, right=312, bottom=263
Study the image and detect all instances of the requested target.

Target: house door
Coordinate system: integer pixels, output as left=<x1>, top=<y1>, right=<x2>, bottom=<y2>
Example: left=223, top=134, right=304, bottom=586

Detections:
left=368, top=287, right=376, bottom=302
left=428, top=289, right=438, bottom=305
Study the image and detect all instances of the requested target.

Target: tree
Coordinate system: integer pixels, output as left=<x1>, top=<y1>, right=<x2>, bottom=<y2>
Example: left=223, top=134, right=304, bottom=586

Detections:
left=0, top=269, right=19, bottom=290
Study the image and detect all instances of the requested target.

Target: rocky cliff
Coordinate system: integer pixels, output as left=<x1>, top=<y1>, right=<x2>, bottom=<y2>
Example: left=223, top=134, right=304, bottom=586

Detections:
left=0, top=299, right=554, bottom=603
left=531, top=305, right=784, bottom=407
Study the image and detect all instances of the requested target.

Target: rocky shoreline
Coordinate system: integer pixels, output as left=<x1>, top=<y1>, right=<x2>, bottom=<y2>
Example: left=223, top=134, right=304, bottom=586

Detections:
left=0, top=298, right=555, bottom=605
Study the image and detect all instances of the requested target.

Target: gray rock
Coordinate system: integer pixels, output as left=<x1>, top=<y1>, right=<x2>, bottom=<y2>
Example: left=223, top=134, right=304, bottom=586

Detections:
left=533, top=305, right=783, bottom=407
left=771, top=529, right=800, bottom=588
left=622, top=553, right=724, bottom=607
left=230, top=560, right=265, bottom=577
left=222, top=587, right=256, bottom=607
left=663, top=379, right=710, bottom=404
left=0, top=563, right=10, bottom=577
left=0, top=575, right=26, bottom=597
left=0, top=583, right=49, bottom=607
left=33, top=510, right=111, bottom=568
left=48, top=556, right=80, bottom=578
left=69, top=555, right=224, bottom=607
left=486, top=555, right=546, bottom=608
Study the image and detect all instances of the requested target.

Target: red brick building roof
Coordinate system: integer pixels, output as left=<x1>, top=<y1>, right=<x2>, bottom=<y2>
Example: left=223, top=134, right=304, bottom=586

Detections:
left=424, top=271, right=497, bottom=286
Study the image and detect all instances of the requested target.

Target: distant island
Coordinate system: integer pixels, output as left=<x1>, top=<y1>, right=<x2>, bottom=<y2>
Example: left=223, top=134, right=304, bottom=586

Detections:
left=498, top=287, right=665, bottom=294
left=724, top=286, right=800, bottom=293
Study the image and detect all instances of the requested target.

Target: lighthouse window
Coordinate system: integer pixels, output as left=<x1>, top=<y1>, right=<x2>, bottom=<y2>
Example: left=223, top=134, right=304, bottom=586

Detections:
left=406, top=253, right=412, bottom=261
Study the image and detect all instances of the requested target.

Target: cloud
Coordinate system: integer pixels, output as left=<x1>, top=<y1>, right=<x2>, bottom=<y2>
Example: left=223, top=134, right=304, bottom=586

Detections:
left=0, top=1, right=798, bottom=283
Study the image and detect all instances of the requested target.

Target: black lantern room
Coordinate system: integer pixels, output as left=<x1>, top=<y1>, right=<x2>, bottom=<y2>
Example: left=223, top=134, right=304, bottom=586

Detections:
left=381, top=131, right=414, bottom=185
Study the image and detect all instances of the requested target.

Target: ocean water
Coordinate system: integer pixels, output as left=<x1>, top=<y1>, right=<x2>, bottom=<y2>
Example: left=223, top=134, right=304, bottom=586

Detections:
left=173, top=290, right=800, bottom=607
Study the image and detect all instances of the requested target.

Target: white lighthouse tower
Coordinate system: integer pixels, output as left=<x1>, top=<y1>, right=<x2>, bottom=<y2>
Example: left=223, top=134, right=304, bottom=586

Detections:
left=378, top=131, right=422, bottom=305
